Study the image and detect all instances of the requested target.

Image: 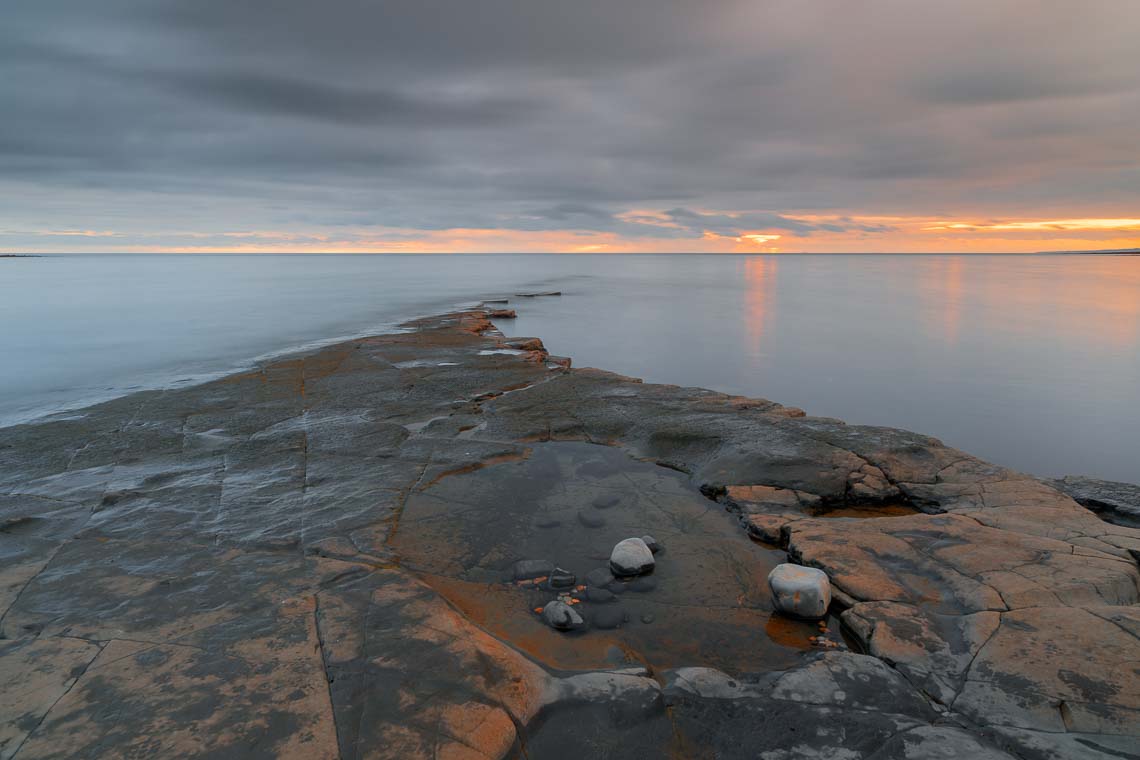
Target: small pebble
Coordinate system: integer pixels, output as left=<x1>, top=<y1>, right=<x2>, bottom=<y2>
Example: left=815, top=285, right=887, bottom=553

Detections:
left=549, top=568, right=576, bottom=588
left=542, top=601, right=584, bottom=631
left=640, top=612, right=655, bottom=624
left=512, top=559, right=554, bottom=581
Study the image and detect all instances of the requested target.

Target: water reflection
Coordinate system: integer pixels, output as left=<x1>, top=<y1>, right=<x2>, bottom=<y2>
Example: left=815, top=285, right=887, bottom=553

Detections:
left=934, top=256, right=964, bottom=345
left=742, top=256, right=777, bottom=355
left=966, top=255, right=1140, bottom=346
left=505, top=254, right=1140, bottom=482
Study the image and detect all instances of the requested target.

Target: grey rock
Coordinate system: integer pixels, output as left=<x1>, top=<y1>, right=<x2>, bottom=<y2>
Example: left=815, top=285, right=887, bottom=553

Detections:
left=549, top=568, right=576, bottom=588
left=640, top=534, right=661, bottom=553
left=953, top=606, right=1140, bottom=734
left=873, top=726, right=1015, bottom=759
left=841, top=601, right=1000, bottom=706
left=592, top=494, right=620, bottom=509
left=513, top=559, right=554, bottom=581
left=664, top=669, right=926, bottom=759
left=585, top=567, right=616, bottom=588
left=770, top=651, right=937, bottom=720
left=990, top=727, right=1140, bottom=760
left=664, top=667, right=770, bottom=700
left=542, top=601, right=584, bottom=631
left=1047, top=475, right=1140, bottom=528
left=539, top=668, right=660, bottom=713
left=586, top=587, right=617, bottom=603
left=768, top=563, right=831, bottom=619
left=609, top=537, right=655, bottom=577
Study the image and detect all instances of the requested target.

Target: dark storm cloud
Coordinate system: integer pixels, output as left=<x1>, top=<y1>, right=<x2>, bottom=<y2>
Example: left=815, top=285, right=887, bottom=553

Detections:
left=151, top=0, right=719, bottom=73
left=2, top=0, right=1139, bottom=246
left=148, top=69, right=543, bottom=127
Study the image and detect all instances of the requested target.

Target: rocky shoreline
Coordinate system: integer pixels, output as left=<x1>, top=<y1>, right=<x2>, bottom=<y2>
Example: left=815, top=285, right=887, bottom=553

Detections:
left=1, top=308, right=1138, bottom=759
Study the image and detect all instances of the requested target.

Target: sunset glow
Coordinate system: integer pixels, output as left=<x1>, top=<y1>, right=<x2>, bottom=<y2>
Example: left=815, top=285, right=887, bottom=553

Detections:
left=8, top=214, right=1138, bottom=254
left=926, top=219, right=1140, bottom=233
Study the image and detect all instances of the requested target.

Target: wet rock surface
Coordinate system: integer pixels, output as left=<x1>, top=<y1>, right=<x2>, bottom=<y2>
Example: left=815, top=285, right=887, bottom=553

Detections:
left=1, top=308, right=1137, bottom=759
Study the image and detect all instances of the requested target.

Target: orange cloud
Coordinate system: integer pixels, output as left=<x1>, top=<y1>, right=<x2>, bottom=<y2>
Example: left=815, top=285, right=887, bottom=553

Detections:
left=925, top=218, right=1140, bottom=232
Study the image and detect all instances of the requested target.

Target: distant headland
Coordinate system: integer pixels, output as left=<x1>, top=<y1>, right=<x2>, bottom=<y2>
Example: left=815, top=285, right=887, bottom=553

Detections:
left=1038, top=247, right=1140, bottom=254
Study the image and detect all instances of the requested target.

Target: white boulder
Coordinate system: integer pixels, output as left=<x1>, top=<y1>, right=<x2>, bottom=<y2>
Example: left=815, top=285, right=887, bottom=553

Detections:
left=768, top=563, right=831, bottom=619
left=609, top=537, right=655, bottom=577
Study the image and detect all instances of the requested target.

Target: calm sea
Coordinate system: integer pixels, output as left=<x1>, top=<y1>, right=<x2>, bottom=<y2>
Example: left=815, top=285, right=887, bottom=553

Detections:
left=2, top=254, right=1137, bottom=482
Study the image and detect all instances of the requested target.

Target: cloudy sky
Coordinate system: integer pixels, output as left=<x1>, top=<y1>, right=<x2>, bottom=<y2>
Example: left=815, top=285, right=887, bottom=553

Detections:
left=4, top=1, right=1139, bottom=253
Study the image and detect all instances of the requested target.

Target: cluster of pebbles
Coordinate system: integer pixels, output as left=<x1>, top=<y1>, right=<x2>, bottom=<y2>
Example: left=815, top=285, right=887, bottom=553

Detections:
left=511, top=535, right=841, bottom=639
left=510, top=535, right=663, bottom=632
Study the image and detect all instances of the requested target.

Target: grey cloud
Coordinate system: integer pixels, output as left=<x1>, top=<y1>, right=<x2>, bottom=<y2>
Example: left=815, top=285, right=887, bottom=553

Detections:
left=529, top=204, right=618, bottom=222
left=142, top=69, right=544, bottom=127
left=661, top=209, right=816, bottom=236
left=2, top=0, right=1139, bottom=244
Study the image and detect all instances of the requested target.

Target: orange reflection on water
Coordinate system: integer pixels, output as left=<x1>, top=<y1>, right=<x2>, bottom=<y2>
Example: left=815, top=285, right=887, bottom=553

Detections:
left=918, top=256, right=965, bottom=345
left=913, top=254, right=1140, bottom=349
left=980, top=255, right=1140, bottom=347
left=743, top=256, right=778, bottom=354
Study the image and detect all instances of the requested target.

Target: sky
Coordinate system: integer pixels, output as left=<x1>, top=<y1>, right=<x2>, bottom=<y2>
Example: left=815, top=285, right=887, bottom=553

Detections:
left=3, top=1, right=1140, bottom=254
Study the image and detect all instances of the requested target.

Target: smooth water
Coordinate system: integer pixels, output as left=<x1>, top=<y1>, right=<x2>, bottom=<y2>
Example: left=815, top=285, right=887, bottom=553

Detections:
left=2, top=254, right=1138, bottom=482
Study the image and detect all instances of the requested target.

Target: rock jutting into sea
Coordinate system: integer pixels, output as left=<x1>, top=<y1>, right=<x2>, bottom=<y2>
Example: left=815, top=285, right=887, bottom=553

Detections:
left=1, top=308, right=1137, bottom=759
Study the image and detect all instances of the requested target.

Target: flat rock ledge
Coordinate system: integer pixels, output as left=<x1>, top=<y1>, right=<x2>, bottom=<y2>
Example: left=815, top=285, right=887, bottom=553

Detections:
left=1047, top=475, right=1140, bottom=529
left=1, top=309, right=1138, bottom=759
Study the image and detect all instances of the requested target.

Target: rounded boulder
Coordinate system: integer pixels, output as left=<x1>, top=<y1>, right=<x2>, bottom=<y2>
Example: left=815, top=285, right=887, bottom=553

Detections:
left=767, top=563, right=831, bottom=620
left=609, top=537, right=655, bottom=577
left=542, top=600, right=584, bottom=631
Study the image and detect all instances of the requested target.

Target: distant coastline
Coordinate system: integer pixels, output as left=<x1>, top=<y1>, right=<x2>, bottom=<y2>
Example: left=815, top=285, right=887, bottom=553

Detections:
left=0, top=254, right=40, bottom=258
left=1037, top=247, right=1140, bottom=254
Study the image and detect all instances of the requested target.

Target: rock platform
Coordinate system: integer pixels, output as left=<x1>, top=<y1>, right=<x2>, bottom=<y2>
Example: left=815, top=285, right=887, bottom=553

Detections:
left=1, top=309, right=1137, bottom=758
